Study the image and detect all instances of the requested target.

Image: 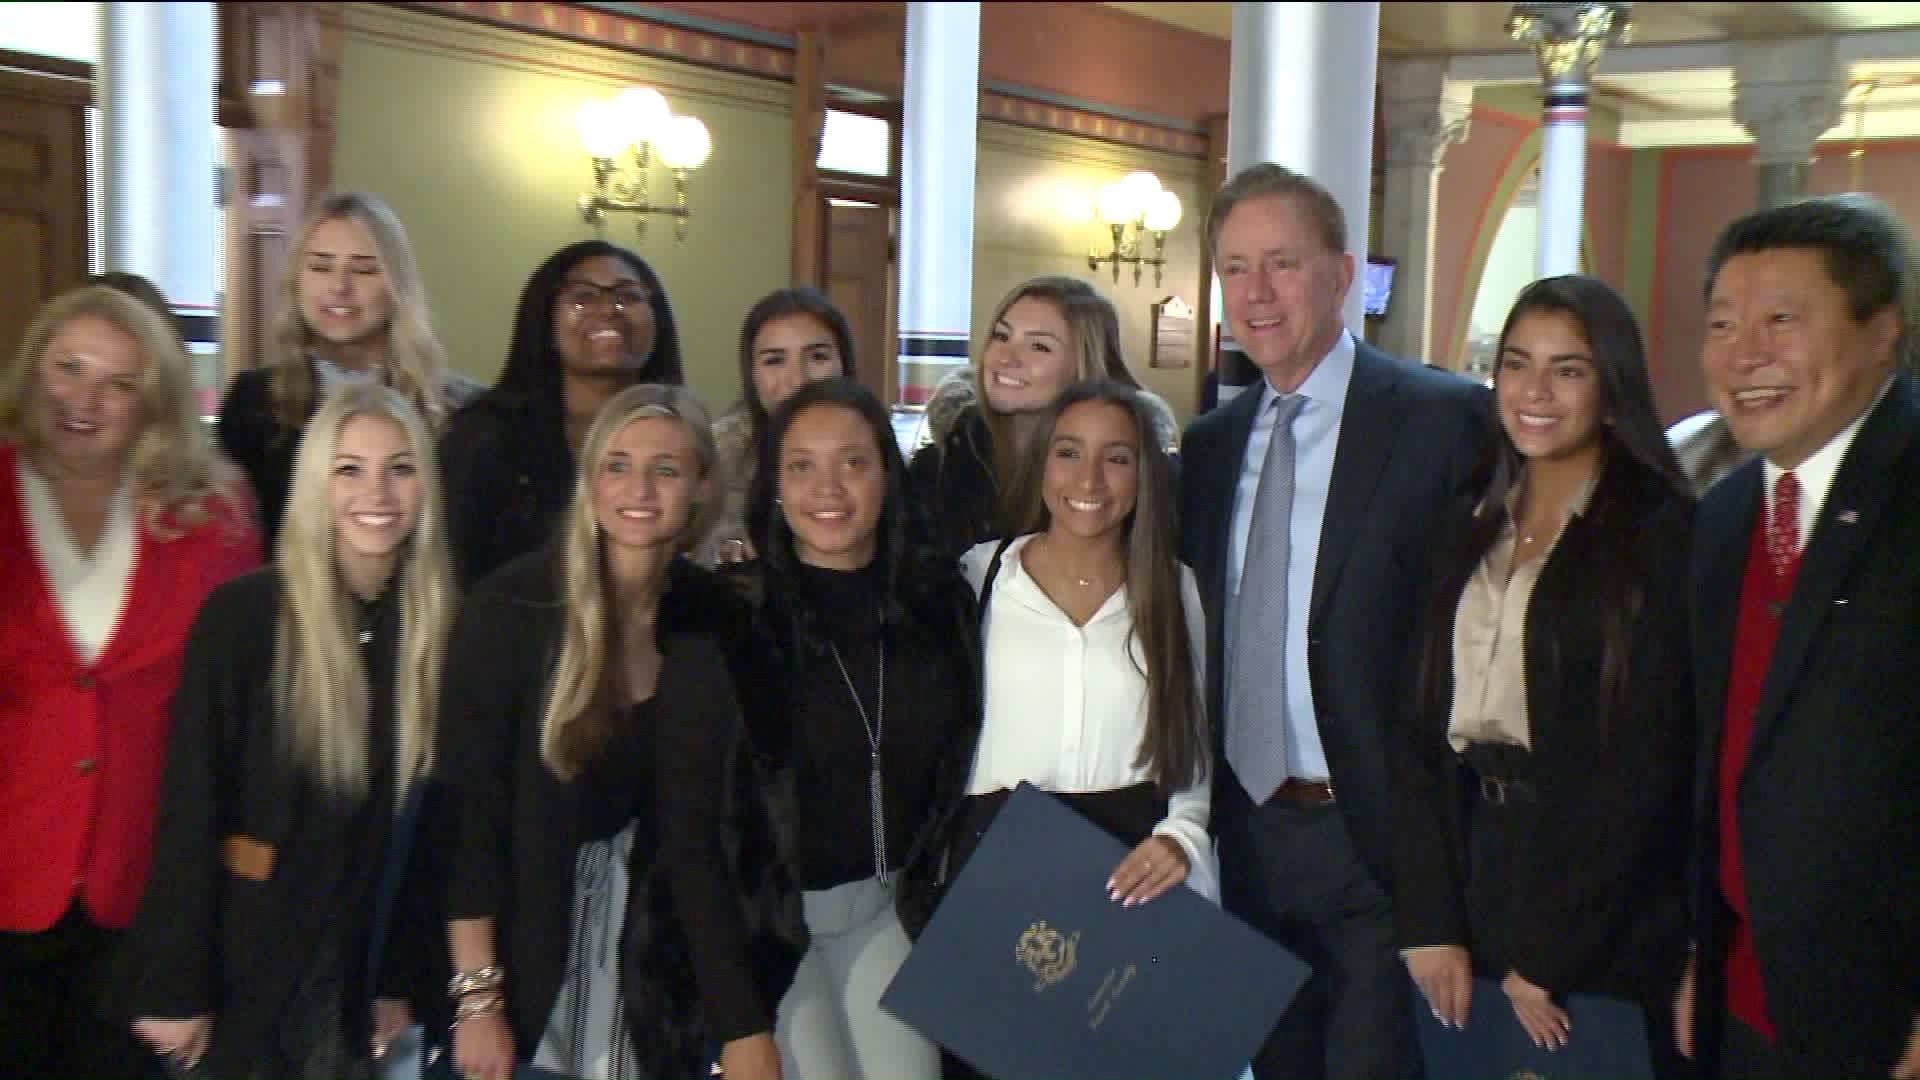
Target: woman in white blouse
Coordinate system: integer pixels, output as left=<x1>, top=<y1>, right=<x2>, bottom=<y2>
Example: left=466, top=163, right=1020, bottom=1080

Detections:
left=955, top=377, right=1214, bottom=906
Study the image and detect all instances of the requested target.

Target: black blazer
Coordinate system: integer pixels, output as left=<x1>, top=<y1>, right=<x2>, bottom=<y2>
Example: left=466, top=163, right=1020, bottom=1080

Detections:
left=1393, top=450, right=1695, bottom=1001
left=1178, top=340, right=1490, bottom=886
left=439, top=391, right=576, bottom=588
left=435, top=548, right=799, bottom=1079
left=1687, top=374, right=1920, bottom=1075
left=117, top=568, right=439, bottom=1066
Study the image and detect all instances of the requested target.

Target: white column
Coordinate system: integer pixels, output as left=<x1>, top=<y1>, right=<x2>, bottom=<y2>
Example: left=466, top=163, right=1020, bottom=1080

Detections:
left=1378, top=58, right=1471, bottom=364
left=1732, top=37, right=1846, bottom=209
left=1228, top=1, right=1380, bottom=333
left=1508, top=2, right=1628, bottom=279
left=97, top=2, right=219, bottom=321
left=896, top=1, right=980, bottom=407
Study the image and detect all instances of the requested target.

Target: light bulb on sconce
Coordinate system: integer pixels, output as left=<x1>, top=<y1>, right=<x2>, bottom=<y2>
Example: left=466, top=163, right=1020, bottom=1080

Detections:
left=1088, top=172, right=1181, bottom=287
left=576, top=84, right=710, bottom=243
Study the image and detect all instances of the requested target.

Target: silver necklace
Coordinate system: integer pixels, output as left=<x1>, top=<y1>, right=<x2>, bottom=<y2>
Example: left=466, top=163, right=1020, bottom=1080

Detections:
left=828, top=637, right=888, bottom=882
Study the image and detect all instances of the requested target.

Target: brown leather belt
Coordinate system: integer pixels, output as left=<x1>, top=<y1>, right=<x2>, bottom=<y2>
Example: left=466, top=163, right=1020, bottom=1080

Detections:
left=1272, top=778, right=1336, bottom=805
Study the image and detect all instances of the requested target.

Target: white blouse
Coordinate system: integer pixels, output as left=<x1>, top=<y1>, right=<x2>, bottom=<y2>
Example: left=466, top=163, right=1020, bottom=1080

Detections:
left=961, top=535, right=1216, bottom=898
left=16, top=454, right=137, bottom=665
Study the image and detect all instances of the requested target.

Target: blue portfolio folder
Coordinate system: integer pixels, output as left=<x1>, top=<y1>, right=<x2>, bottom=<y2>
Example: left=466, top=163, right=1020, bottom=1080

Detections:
left=880, top=783, right=1308, bottom=1080
left=1415, top=976, right=1654, bottom=1080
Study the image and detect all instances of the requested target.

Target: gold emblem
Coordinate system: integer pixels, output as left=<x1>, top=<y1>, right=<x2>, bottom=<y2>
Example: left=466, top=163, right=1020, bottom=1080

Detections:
left=1015, top=920, right=1080, bottom=992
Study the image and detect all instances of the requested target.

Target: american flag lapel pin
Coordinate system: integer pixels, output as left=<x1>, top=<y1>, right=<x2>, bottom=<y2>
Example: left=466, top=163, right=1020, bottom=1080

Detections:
left=1837, top=509, right=1860, bottom=524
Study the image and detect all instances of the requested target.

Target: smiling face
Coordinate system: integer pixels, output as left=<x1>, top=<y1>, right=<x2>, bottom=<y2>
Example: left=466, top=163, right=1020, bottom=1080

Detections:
left=981, top=296, right=1076, bottom=414
left=1495, top=308, right=1609, bottom=466
left=1703, top=246, right=1900, bottom=470
left=553, top=254, right=658, bottom=379
left=777, top=402, right=886, bottom=570
left=330, top=414, right=422, bottom=584
left=1042, top=399, right=1140, bottom=546
left=1213, top=193, right=1354, bottom=393
left=299, top=216, right=393, bottom=352
left=751, top=312, right=845, bottom=414
left=592, top=414, right=703, bottom=552
left=30, top=314, right=147, bottom=473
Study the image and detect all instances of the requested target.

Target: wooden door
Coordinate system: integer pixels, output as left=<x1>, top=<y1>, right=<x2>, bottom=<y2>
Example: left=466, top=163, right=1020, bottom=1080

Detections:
left=0, top=53, right=89, bottom=354
left=824, top=201, right=895, bottom=406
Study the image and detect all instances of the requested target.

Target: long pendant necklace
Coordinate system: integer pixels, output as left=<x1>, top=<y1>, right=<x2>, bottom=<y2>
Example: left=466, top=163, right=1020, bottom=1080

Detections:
left=828, top=636, right=888, bottom=883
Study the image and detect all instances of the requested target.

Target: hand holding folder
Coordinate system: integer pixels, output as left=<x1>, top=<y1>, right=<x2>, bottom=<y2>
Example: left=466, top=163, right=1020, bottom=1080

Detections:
left=881, top=784, right=1308, bottom=1080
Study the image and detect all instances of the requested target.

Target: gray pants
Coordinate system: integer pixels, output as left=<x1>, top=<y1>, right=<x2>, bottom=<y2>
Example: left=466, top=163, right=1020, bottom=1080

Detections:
left=776, top=876, right=938, bottom=1080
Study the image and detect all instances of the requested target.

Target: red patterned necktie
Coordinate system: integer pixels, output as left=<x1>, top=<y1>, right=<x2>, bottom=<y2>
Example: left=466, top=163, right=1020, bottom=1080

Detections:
left=1767, top=470, right=1801, bottom=579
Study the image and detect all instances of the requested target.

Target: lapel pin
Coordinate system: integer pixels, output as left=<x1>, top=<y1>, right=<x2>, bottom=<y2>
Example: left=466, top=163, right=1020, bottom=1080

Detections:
left=1838, top=509, right=1859, bottom=524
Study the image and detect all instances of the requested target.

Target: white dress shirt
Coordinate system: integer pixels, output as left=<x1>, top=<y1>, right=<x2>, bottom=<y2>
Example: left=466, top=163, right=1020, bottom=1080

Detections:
left=961, top=535, right=1216, bottom=899
left=1762, top=376, right=1895, bottom=550
left=1224, top=330, right=1355, bottom=781
left=16, top=455, right=137, bottom=665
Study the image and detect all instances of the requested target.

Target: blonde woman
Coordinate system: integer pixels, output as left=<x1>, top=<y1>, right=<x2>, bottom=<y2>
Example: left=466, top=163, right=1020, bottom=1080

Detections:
left=437, top=384, right=789, bottom=1080
left=219, top=190, right=480, bottom=552
left=905, top=276, right=1175, bottom=557
left=0, top=286, right=260, bottom=1079
left=121, top=382, right=455, bottom=1077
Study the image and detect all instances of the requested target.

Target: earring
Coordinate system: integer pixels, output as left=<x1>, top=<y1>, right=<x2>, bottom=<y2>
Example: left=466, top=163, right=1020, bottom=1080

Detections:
left=774, top=496, right=783, bottom=507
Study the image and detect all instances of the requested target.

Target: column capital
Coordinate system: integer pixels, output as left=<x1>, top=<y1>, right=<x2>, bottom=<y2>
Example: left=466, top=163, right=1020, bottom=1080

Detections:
left=1732, top=36, right=1847, bottom=167
left=1380, top=57, right=1472, bottom=170
left=1506, top=2, right=1631, bottom=88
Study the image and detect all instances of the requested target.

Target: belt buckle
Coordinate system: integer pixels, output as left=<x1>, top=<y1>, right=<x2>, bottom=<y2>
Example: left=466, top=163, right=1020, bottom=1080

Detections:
left=1479, top=776, right=1509, bottom=806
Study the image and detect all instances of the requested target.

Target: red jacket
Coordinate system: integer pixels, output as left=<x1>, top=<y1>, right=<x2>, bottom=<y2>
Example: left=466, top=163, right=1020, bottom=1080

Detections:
left=0, top=441, right=261, bottom=931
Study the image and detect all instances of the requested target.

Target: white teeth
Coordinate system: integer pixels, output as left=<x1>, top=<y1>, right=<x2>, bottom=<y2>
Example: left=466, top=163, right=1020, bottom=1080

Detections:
left=1733, top=388, right=1789, bottom=406
left=810, top=510, right=848, bottom=521
left=60, top=419, right=98, bottom=432
left=352, top=513, right=397, bottom=527
left=1517, top=414, right=1557, bottom=428
left=592, top=329, right=623, bottom=340
left=325, top=306, right=355, bottom=317
left=992, top=373, right=1027, bottom=388
left=617, top=508, right=657, bottom=519
left=1249, top=318, right=1281, bottom=329
left=1066, top=498, right=1105, bottom=512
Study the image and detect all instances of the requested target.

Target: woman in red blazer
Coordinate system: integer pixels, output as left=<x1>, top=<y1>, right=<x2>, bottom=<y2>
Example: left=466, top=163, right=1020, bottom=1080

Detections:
left=0, top=285, right=260, bottom=1078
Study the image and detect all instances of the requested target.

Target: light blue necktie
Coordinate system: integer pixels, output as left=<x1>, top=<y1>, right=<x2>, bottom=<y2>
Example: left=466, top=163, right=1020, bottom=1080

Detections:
left=1227, top=394, right=1305, bottom=805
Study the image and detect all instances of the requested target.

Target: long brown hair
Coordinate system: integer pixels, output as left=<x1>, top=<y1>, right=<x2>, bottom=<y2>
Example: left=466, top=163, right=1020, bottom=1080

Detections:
left=1014, top=378, right=1205, bottom=790
left=974, top=276, right=1137, bottom=532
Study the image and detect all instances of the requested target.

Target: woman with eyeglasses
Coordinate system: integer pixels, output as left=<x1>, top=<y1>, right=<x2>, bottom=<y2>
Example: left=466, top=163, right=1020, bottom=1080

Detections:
left=440, top=240, right=685, bottom=587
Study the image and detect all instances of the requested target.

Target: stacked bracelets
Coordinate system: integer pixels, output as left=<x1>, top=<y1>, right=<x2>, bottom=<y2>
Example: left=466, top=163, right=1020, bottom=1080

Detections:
left=449, top=965, right=506, bottom=1030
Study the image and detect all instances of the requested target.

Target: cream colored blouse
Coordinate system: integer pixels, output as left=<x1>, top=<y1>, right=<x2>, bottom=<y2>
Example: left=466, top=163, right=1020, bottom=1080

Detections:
left=1446, top=474, right=1596, bottom=753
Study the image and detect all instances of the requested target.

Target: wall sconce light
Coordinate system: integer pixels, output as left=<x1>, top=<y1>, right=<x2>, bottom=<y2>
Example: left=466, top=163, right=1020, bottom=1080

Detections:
left=576, top=86, right=712, bottom=242
left=1088, top=170, right=1182, bottom=287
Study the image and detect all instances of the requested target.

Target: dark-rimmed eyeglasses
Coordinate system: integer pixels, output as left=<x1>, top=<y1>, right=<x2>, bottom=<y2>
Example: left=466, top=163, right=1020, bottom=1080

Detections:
left=558, top=282, right=651, bottom=314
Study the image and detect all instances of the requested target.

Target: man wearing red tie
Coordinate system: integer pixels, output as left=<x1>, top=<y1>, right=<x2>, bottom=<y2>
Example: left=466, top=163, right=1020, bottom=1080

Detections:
left=1678, top=193, right=1920, bottom=1079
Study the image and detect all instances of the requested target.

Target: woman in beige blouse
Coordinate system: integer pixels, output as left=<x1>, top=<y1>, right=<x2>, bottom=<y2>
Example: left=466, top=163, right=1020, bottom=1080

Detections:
left=1392, top=276, right=1696, bottom=1077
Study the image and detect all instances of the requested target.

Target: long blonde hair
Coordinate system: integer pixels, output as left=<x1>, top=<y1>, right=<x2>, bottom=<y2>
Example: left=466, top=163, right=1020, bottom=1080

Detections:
left=264, top=192, right=454, bottom=434
left=542, top=383, right=719, bottom=780
left=276, top=382, right=455, bottom=799
left=1, top=285, right=239, bottom=538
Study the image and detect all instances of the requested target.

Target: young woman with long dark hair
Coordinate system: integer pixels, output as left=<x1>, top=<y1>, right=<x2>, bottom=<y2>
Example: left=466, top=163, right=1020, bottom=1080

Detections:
left=1394, top=275, right=1695, bottom=1077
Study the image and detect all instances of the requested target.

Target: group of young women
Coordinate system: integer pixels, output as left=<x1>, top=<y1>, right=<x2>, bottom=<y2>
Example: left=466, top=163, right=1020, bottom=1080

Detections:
left=0, top=185, right=1699, bottom=1080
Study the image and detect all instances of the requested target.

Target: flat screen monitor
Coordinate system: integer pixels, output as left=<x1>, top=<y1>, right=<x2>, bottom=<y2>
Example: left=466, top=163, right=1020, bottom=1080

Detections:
left=1363, top=256, right=1396, bottom=318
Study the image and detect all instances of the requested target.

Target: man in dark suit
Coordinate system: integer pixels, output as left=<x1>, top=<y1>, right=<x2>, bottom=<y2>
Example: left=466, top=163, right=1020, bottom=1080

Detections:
left=1678, top=193, right=1920, bottom=1080
left=1178, top=163, right=1489, bottom=1079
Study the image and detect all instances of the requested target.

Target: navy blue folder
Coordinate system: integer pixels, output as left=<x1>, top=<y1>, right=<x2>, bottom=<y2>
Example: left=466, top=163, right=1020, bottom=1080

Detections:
left=881, top=783, right=1308, bottom=1080
left=1415, top=976, right=1653, bottom=1080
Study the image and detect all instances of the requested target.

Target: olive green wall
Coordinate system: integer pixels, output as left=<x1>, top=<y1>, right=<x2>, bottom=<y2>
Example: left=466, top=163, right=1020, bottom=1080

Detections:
left=333, top=5, right=791, bottom=414
left=971, top=121, right=1209, bottom=424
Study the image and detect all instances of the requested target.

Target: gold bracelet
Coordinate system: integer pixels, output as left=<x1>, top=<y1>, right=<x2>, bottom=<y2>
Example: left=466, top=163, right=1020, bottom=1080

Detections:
left=448, top=965, right=506, bottom=1000
left=450, top=991, right=506, bottom=1029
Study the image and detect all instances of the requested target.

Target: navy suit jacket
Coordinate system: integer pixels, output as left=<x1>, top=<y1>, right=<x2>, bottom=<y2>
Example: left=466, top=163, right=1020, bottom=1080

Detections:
left=1178, top=339, right=1490, bottom=887
left=1687, top=373, right=1920, bottom=1075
